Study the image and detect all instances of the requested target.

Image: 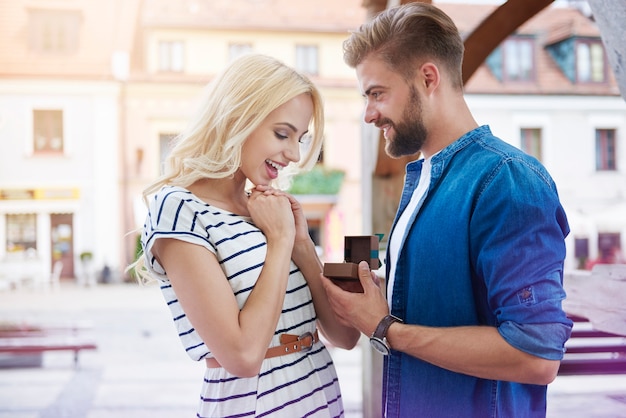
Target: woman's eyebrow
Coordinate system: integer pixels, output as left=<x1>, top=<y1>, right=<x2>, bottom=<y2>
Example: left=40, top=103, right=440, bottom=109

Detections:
left=274, top=122, right=298, bottom=132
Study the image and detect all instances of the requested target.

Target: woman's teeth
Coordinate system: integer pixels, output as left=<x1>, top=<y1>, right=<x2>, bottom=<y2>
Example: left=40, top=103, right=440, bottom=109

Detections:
left=266, top=160, right=283, bottom=171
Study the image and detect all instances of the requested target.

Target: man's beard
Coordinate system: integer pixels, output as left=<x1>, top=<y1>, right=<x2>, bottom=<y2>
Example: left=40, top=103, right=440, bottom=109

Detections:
left=383, top=87, right=427, bottom=158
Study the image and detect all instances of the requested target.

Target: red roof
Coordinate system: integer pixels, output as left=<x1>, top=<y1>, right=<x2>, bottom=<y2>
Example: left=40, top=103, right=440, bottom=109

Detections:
left=141, top=0, right=367, bottom=32
left=436, top=3, right=618, bottom=95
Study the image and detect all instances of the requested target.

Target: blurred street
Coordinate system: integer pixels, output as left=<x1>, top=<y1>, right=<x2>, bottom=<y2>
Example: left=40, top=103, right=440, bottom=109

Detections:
left=0, top=283, right=625, bottom=417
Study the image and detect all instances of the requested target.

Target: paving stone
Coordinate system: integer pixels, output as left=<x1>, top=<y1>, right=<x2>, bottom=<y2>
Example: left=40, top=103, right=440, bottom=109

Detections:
left=1, top=283, right=625, bottom=417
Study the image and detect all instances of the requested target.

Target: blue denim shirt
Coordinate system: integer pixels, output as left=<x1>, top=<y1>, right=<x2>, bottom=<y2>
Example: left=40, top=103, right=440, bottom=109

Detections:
left=383, top=126, right=572, bottom=418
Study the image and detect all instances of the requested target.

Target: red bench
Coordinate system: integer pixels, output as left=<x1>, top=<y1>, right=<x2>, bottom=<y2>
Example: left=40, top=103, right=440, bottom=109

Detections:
left=558, top=315, right=626, bottom=375
left=0, top=323, right=97, bottom=367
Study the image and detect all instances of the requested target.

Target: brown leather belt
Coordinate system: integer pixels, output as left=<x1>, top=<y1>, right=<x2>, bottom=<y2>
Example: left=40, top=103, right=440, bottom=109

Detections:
left=205, top=330, right=319, bottom=368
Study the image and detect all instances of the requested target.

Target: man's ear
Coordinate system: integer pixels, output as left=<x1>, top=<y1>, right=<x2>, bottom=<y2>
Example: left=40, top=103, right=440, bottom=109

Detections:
left=419, top=62, right=440, bottom=92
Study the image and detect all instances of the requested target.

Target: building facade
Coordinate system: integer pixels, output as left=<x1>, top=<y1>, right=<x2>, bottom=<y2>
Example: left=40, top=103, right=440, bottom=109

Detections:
left=0, top=1, right=624, bottom=285
left=0, top=0, right=140, bottom=284
left=455, top=3, right=626, bottom=269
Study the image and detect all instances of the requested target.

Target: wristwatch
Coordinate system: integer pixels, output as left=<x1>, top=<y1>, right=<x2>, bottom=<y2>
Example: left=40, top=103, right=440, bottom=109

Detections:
left=369, top=314, right=402, bottom=355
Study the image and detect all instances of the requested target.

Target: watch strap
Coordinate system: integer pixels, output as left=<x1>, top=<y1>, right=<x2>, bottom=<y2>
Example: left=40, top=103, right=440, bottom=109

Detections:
left=371, top=314, right=402, bottom=340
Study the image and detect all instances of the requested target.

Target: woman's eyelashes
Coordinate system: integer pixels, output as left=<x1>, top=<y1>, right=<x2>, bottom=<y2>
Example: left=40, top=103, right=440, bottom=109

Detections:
left=274, top=130, right=289, bottom=140
left=274, top=129, right=310, bottom=144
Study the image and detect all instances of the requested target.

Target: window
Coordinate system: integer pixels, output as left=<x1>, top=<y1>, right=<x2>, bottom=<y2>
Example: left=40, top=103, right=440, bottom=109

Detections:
left=502, top=37, right=534, bottom=82
left=158, top=41, right=184, bottom=72
left=574, top=237, right=589, bottom=269
left=295, top=45, right=319, bottom=76
left=520, top=128, right=542, bottom=161
left=33, top=109, right=64, bottom=153
left=229, top=43, right=252, bottom=62
left=29, top=9, right=81, bottom=53
left=597, top=233, right=621, bottom=260
left=51, top=214, right=73, bottom=265
left=307, top=218, right=322, bottom=248
left=595, top=129, right=616, bottom=171
left=6, top=214, right=37, bottom=253
left=577, top=41, right=606, bottom=83
left=159, top=133, right=177, bottom=174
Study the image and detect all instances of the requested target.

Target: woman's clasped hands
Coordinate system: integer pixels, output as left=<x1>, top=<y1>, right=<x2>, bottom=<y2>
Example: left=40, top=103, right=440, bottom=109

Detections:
left=247, top=185, right=297, bottom=244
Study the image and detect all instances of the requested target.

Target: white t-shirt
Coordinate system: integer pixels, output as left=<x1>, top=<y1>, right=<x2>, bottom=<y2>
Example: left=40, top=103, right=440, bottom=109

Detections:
left=387, top=156, right=433, bottom=310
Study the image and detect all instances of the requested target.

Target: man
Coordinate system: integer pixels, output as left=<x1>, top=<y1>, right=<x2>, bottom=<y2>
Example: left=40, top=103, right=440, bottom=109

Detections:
left=321, top=3, right=572, bottom=417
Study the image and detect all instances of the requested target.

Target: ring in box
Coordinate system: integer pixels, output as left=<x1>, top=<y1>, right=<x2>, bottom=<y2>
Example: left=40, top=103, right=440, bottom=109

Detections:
left=323, top=235, right=381, bottom=292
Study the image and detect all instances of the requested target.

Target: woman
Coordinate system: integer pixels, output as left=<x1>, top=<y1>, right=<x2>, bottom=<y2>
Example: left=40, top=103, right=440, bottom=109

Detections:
left=135, top=54, right=360, bottom=417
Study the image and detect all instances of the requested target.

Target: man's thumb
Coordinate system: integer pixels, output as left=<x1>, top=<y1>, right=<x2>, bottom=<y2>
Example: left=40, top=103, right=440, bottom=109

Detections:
left=358, top=260, right=372, bottom=287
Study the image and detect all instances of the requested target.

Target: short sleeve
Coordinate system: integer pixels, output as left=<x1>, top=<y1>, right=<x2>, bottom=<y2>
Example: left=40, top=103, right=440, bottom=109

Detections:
left=142, top=188, right=215, bottom=277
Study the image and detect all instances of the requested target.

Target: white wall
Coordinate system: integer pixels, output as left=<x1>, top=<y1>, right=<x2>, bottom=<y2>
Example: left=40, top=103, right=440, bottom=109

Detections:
left=467, top=94, right=626, bottom=268
left=0, top=80, right=122, bottom=276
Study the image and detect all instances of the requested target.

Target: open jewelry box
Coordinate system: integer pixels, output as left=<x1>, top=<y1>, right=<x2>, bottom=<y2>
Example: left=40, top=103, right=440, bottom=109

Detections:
left=323, top=235, right=381, bottom=282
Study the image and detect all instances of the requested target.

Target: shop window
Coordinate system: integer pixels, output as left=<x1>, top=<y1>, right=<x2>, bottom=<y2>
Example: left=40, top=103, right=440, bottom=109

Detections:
left=33, top=109, right=64, bottom=153
left=6, top=214, right=37, bottom=254
left=595, top=128, right=617, bottom=171
left=520, top=128, right=542, bottom=161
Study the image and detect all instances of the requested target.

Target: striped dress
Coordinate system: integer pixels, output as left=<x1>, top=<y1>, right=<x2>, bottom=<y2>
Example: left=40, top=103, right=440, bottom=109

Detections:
left=142, top=186, right=345, bottom=418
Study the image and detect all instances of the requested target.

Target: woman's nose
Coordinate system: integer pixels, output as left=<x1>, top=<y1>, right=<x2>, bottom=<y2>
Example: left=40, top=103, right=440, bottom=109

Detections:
left=285, top=140, right=300, bottom=163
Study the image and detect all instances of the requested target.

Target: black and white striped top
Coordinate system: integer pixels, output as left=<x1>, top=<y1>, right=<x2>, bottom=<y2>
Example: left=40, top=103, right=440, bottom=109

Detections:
left=142, top=186, right=345, bottom=417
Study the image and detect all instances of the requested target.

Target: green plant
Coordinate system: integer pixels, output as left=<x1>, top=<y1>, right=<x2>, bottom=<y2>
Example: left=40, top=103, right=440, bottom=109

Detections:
left=80, top=251, right=93, bottom=262
left=125, top=234, right=144, bottom=283
left=288, top=165, right=345, bottom=195
left=135, top=234, right=143, bottom=258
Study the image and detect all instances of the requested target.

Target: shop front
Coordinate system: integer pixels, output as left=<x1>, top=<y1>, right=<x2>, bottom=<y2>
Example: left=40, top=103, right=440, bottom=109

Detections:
left=0, top=188, right=80, bottom=288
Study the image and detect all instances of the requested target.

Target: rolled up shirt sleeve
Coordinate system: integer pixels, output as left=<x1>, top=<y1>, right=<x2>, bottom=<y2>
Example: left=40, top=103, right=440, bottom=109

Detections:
left=473, top=157, right=573, bottom=360
left=499, top=320, right=571, bottom=360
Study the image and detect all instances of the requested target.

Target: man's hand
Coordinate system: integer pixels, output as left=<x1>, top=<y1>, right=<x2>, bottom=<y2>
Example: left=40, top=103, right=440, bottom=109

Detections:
left=321, top=260, right=389, bottom=336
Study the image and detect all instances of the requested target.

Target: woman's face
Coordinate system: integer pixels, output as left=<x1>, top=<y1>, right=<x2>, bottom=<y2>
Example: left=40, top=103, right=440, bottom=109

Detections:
left=241, top=93, right=313, bottom=186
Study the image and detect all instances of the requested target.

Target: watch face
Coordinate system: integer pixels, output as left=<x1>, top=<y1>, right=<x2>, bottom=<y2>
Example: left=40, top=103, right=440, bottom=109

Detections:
left=370, top=337, right=390, bottom=355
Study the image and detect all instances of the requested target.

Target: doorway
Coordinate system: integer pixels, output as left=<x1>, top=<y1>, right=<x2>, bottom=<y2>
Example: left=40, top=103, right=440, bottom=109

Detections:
left=50, top=213, right=74, bottom=278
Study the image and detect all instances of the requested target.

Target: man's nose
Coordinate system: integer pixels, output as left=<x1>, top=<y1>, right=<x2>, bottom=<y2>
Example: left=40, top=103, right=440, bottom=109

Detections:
left=363, top=102, right=378, bottom=124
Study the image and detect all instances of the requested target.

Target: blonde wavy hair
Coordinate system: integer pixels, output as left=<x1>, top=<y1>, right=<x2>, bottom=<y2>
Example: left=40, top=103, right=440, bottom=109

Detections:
left=131, top=54, right=325, bottom=283
left=143, top=53, right=325, bottom=202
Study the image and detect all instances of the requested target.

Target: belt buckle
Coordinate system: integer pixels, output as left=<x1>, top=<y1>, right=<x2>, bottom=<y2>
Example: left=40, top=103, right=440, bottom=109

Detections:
left=298, top=331, right=314, bottom=352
